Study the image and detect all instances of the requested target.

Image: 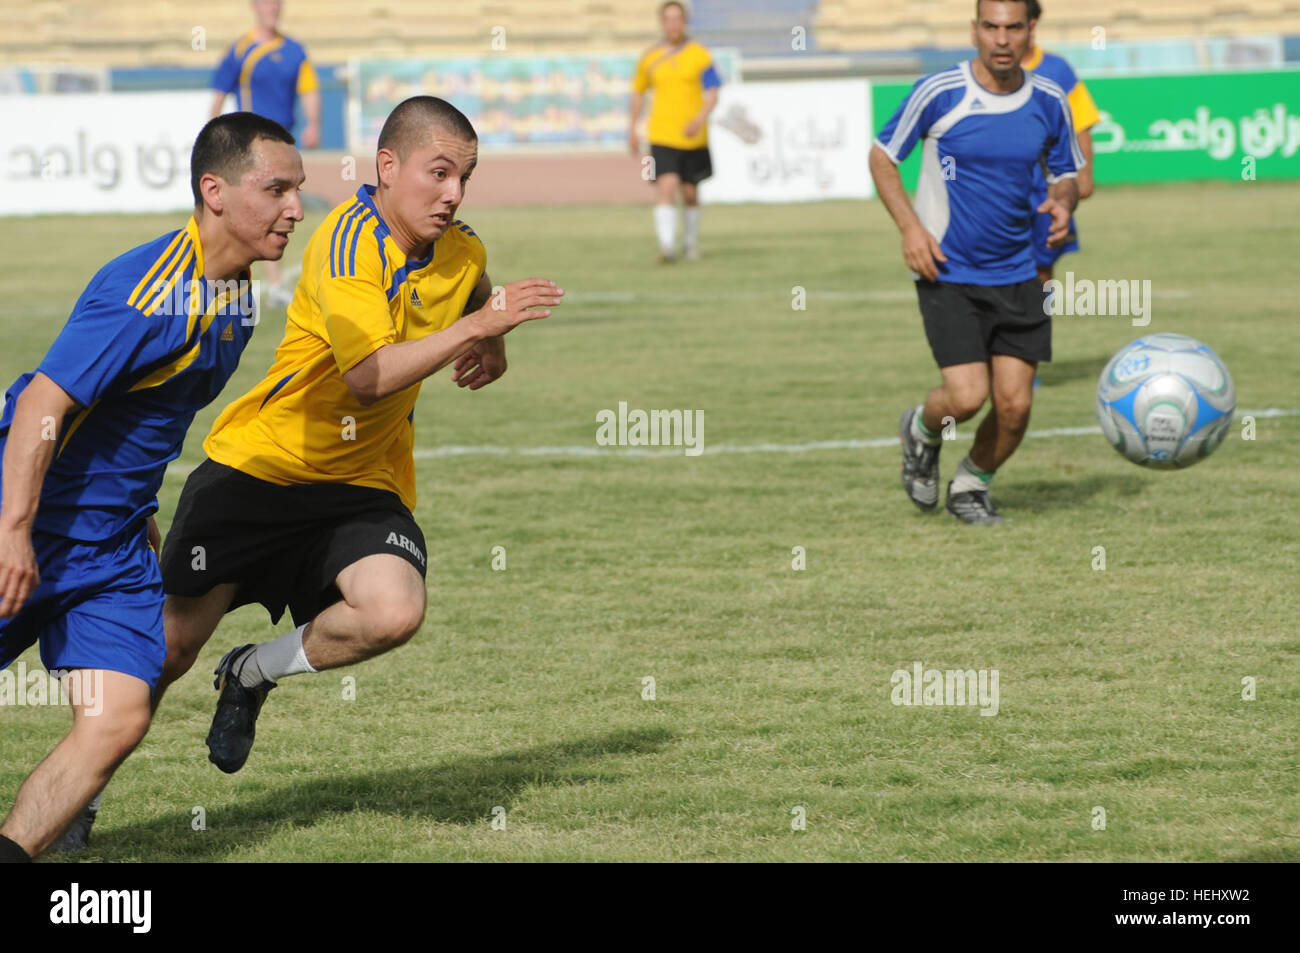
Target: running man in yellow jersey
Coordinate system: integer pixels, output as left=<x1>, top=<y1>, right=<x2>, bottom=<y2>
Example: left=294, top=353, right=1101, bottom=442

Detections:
left=154, top=96, right=564, bottom=774
left=629, top=1, right=722, bottom=262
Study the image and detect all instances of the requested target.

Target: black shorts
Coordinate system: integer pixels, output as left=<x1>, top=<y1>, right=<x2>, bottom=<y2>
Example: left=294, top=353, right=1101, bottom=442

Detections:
left=160, top=459, right=427, bottom=627
left=916, top=278, right=1051, bottom=368
left=650, top=144, right=713, bottom=185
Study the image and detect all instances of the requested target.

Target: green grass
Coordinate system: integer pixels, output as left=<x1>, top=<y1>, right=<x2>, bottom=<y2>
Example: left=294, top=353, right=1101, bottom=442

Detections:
left=1, top=180, right=1297, bottom=861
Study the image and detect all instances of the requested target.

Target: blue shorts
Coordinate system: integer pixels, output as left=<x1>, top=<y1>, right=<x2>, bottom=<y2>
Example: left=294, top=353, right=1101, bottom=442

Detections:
left=1031, top=200, right=1080, bottom=269
left=0, top=524, right=164, bottom=689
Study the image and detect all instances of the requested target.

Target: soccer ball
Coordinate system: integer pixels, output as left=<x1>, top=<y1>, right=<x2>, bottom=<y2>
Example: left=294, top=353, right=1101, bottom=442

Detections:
left=1096, top=334, right=1236, bottom=469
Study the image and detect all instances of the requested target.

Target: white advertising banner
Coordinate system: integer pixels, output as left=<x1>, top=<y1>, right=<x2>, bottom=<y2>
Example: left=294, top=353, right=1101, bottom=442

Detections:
left=700, top=79, right=874, bottom=204
left=1, top=93, right=209, bottom=215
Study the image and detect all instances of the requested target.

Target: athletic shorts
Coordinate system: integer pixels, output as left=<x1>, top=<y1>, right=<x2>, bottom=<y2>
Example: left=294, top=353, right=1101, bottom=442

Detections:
left=649, top=144, right=713, bottom=185
left=160, top=459, right=428, bottom=627
left=0, top=524, right=165, bottom=688
left=916, top=278, right=1052, bottom=368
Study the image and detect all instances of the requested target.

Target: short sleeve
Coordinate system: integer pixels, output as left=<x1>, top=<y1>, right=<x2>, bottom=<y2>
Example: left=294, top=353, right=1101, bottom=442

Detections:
left=632, top=52, right=651, bottom=94
left=1044, top=95, right=1084, bottom=182
left=875, top=75, right=950, bottom=164
left=212, top=45, right=239, bottom=94
left=1068, top=81, right=1101, bottom=132
left=297, top=58, right=320, bottom=95
left=318, top=250, right=395, bottom=375
left=37, top=296, right=168, bottom=408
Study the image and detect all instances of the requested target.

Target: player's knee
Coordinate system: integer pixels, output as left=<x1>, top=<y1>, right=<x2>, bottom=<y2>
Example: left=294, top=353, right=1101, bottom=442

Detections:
left=365, top=598, right=425, bottom=652
left=947, top=387, right=988, bottom=421
left=74, top=706, right=151, bottom=766
left=996, top=395, right=1033, bottom=430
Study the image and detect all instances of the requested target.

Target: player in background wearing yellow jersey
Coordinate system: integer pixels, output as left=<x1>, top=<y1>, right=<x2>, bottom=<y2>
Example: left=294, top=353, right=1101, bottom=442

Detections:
left=153, top=97, right=563, bottom=775
left=629, top=2, right=722, bottom=262
left=210, top=0, right=321, bottom=307
left=1022, top=0, right=1100, bottom=284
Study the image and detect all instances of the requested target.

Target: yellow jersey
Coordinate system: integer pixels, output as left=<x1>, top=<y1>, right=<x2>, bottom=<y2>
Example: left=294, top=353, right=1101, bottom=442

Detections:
left=1024, top=47, right=1101, bottom=133
left=204, top=185, right=486, bottom=510
left=633, top=40, right=722, bottom=150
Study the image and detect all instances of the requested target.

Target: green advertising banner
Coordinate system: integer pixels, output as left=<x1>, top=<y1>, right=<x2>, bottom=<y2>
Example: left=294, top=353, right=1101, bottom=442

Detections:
left=871, top=69, right=1300, bottom=188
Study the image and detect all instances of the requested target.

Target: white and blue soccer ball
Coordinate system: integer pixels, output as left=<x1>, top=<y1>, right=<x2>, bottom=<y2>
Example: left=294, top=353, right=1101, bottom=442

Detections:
left=1096, top=333, right=1236, bottom=469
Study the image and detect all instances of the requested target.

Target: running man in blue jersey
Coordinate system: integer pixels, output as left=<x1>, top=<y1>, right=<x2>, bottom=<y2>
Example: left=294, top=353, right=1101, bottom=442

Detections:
left=1023, top=0, right=1101, bottom=284
left=870, top=0, right=1082, bottom=525
left=0, top=113, right=304, bottom=862
left=211, top=0, right=320, bottom=306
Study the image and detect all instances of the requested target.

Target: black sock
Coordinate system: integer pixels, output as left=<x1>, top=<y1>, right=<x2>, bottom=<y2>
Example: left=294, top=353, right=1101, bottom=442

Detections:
left=0, top=834, right=31, bottom=863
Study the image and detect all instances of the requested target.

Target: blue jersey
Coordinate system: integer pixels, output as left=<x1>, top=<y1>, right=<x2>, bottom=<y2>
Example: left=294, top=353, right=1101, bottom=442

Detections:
left=212, top=31, right=318, bottom=132
left=0, top=218, right=257, bottom=541
left=876, top=62, right=1084, bottom=285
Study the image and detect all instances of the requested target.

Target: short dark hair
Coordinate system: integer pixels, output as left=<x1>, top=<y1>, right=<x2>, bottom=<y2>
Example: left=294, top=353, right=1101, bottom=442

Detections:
left=975, top=0, right=1034, bottom=18
left=660, top=1, right=687, bottom=17
left=377, top=96, right=477, bottom=160
left=190, top=112, right=294, bottom=207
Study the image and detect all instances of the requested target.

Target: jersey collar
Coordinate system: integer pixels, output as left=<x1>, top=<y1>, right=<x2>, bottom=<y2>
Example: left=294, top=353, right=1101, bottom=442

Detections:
left=1023, top=46, right=1045, bottom=71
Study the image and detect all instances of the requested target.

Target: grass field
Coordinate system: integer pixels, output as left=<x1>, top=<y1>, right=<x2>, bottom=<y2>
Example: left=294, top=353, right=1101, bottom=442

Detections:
left=1, top=180, right=1297, bottom=862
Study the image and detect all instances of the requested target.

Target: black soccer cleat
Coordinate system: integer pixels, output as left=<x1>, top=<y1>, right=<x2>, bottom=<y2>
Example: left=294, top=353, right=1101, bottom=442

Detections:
left=49, top=798, right=99, bottom=854
left=899, top=407, right=941, bottom=510
left=945, top=483, right=1006, bottom=526
left=206, top=644, right=276, bottom=774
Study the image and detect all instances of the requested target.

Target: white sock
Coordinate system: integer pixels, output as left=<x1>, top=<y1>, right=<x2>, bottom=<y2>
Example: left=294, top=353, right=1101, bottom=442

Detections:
left=950, top=455, right=995, bottom=495
left=683, top=206, right=701, bottom=250
left=911, top=406, right=942, bottom=446
left=252, top=623, right=316, bottom=684
left=654, top=204, right=677, bottom=254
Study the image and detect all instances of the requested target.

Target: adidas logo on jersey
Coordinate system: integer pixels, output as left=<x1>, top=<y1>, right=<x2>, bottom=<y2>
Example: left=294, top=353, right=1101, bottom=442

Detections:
left=220, top=324, right=234, bottom=341
left=970, top=98, right=986, bottom=110
left=409, top=286, right=422, bottom=307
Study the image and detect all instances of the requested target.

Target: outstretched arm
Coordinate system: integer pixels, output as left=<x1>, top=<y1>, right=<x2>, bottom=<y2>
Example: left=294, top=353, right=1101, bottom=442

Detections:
left=342, top=277, right=563, bottom=405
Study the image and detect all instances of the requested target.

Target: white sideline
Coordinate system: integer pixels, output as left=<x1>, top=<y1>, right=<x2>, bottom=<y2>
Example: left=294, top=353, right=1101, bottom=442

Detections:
left=162, top=408, right=1299, bottom=475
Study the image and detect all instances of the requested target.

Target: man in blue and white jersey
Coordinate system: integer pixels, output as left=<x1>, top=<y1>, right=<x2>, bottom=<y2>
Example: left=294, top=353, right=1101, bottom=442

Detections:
left=870, top=0, right=1083, bottom=525
left=0, top=113, right=304, bottom=861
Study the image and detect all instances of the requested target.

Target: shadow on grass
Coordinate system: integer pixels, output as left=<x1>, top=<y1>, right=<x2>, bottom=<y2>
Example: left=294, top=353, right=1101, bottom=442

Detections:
left=79, top=726, right=673, bottom=862
left=1036, top=355, right=1109, bottom=387
left=996, top=472, right=1147, bottom=513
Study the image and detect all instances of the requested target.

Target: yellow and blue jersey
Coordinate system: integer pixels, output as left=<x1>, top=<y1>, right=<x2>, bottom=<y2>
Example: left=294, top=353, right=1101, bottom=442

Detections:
left=634, top=40, right=721, bottom=150
left=204, top=185, right=486, bottom=511
left=212, top=30, right=318, bottom=132
left=1024, top=47, right=1101, bottom=135
left=0, top=217, right=257, bottom=541
left=1025, top=47, right=1100, bottom=262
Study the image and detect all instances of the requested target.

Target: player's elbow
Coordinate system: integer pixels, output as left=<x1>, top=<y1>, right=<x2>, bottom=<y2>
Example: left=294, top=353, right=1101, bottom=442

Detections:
left=342, top=369, right=382, bottom=406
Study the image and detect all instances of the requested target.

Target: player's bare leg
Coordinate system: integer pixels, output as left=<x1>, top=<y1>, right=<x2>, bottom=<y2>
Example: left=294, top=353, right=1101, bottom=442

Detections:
left=969, top=354, right=1037, bottom=473
left=298, top=554, right=426, bottom=669
left=654, top=172, right=681, bottom=262
left=922, top=361, right=991, bottom=433
left=0, top=670, right=151, bottom=860
left=204, top=554, right=424, bottom=773
left=681, top=181, right=701, bottom=260
left=902, top=362, right=990, bottom=510
left=154, top=582, right=240, bottom=711
left=945, top=355, right=1035, bottom=525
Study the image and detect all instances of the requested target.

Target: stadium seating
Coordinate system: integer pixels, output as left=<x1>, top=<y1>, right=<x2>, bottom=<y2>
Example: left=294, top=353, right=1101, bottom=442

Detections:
left=2, top=0, right=1299, bottom=66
